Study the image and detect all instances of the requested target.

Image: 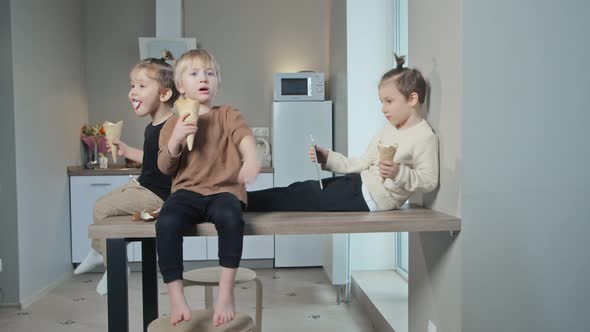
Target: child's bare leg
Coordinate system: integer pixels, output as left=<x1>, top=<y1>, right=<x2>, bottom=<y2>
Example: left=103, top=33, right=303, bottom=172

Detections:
left=213, top=267, right=237, bottom=326
left=167, top=280, right=191, bottom=325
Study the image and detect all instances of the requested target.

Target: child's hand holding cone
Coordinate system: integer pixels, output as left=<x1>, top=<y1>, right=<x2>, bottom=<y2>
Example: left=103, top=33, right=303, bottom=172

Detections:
left=174, top=95, right=200, bottom=151
left=378, top=143, right=399, bottom=182
left=106, top=138, right=129, bottom=159
left=103, top=121, right=123, bottom=162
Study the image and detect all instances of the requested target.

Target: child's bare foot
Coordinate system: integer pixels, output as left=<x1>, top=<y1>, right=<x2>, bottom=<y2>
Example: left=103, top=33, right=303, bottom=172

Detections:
left=167, top=280, right=191, bottom=325
left=213, top=288, right=235, bottom=326
left=213, top=267, right=237, bottom=327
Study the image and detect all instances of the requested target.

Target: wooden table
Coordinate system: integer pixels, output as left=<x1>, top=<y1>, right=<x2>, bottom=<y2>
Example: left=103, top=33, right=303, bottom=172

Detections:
left=88, top=206, right=461, bottom=332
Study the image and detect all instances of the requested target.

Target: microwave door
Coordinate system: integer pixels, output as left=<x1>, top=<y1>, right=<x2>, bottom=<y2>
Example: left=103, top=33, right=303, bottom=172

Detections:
left=281, top=78, right=309, bottom=97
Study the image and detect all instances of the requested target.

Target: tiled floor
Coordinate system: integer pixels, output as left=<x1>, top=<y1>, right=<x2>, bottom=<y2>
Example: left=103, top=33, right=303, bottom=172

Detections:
left=0, top=268, right=375, bottom=332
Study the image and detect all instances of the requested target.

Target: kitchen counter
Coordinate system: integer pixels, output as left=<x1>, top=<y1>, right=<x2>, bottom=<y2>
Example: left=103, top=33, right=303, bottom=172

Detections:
left=67, top=166, right=274, bottom=176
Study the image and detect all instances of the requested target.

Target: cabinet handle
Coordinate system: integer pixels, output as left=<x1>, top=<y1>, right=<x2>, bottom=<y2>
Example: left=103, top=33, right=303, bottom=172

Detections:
left=90, top=183, right=111, bottom=186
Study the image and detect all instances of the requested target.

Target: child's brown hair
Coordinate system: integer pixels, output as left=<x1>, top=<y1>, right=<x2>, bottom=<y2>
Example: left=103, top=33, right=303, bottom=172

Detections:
left=131, top=54, right=180, bottom=106
left=380, top=54, right=426, bottom=104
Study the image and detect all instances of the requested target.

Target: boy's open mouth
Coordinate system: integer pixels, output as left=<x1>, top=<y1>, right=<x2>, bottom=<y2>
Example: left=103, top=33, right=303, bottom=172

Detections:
left=132, top=99, right=142, bottom=110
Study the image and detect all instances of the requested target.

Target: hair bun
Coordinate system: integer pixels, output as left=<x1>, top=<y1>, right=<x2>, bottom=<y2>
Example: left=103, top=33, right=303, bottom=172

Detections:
left=161, top=49, right=175, bottom=62
left=394, top=53, right=405, bottom=69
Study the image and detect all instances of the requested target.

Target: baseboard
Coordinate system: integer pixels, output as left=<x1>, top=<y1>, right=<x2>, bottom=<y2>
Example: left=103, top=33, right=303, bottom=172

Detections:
left=351, top=277, right=395, bottom=332
left=18, top=270, right=73, bottom=309
left=0, top=302, right=20, bottom=308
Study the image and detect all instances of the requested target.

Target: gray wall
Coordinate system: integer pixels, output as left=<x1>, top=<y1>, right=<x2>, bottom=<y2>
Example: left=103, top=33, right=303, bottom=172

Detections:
left=84, top=0, right=156, bottom=153
left=462, top=1, right=590, bottom=330
left=329, top=0, right=347, bottom=155
left=83, top=0, right=329, bottom=149
left=408, top=0, right=464, bottom=332
left=346, top=0, right=397, bottom=271
left=183, top=0, right=331, bottom=130
left=0, top=0, right=20, bottom=305
left=407, top=0, right=463, bottom=330
left=11, top=0, right=88, bottom=305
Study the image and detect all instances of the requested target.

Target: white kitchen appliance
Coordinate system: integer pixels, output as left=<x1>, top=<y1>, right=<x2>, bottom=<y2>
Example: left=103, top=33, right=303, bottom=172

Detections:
left=272, top=100, right=332, bottom=267
left=273, top=72, right=325, bottom=101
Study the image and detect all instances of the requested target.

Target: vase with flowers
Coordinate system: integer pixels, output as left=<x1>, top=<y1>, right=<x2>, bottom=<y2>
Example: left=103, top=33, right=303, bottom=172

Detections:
left=80, top=124, right=108, bottom=169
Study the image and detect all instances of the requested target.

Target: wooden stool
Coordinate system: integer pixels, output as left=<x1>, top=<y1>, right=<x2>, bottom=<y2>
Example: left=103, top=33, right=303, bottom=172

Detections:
left=183, top=267, right=262, bottom=332
left=147, top=309, right=254, bottom=332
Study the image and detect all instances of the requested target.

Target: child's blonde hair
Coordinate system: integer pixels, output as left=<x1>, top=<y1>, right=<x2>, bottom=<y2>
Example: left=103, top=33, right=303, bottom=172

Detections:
left=131, top=57, right=180, bottom=106
left=174, top=49, right=221, bottom=89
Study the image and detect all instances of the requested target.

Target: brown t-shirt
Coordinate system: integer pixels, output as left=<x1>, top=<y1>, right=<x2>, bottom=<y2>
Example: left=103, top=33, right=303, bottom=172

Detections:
left=157, top=105, right=253, bottom=204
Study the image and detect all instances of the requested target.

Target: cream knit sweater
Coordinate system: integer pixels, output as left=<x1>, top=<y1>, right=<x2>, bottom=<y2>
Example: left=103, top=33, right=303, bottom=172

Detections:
left=324, top=119, right=439, bottom=210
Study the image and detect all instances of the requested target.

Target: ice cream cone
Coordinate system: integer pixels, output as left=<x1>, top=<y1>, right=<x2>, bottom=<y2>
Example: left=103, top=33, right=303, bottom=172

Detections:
left=103, top=121, right=123, bottom=162
left=378, top=143, right=398, bottom=182
left=174, top=95, right=200, bottom=151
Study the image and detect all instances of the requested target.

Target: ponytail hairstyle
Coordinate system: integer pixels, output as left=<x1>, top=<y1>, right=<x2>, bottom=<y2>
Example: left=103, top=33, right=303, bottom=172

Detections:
left=379, top=53, right=426, bottom=104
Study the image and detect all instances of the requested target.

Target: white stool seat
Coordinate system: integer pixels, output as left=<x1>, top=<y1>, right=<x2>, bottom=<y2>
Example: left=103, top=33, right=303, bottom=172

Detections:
left=183, top=267, right=257, bottom=286
left=148, top=309, right=254, bottom=332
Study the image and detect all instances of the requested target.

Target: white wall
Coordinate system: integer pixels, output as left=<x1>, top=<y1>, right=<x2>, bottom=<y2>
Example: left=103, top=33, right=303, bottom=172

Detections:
left=407, top=0, right=463, bottom=330
left=84, top=0, right=156, bottom=153
left=330, top=0, right=348, bottom=155
left=183, top=0, right=331, bottom=130
left=10, top=0, right=88, bottom=305
left=322, top=0, right=349, bottom=286
left=0, top=0, right=20, bottom=306
left=462, top=1, right=590, bottom=330
left=346, top=0, right=393, bottom=156
left=346, top=0, right=396, bottom=271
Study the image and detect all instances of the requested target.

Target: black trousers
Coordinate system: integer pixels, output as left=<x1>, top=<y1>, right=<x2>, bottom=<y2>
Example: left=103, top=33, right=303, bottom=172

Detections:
left=247, top=173, right=369, bottom=212
left=156, top=190, right=244, bottom=283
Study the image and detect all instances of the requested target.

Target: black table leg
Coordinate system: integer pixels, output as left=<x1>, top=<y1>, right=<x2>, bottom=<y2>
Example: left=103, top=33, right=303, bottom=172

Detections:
left=142, top=238, right=159, bottom=331
left=107, top=238, right=129, bottom=332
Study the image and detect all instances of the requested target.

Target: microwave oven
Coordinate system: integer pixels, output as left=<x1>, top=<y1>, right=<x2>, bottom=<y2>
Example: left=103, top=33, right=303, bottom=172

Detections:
left=273, top=72, right=325, bottom=101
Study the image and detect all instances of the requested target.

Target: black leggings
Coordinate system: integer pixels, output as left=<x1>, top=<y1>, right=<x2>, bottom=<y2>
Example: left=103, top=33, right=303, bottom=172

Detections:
left=156, top=190, right=244, bottom=283
left=247, top=173, right=369, bottom=212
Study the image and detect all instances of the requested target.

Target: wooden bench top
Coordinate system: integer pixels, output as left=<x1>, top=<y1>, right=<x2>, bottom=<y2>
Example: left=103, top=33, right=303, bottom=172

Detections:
left=88, top=206, right=461, bottom=239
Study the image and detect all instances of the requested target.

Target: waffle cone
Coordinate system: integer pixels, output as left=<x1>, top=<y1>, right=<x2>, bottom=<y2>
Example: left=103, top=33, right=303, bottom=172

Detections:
left=378, top=144, right=397, bottom=161
left=175, top=96, right=200, bottom=151
left=103, top=121, right=123, bottom=162
left=378, top=143, right=398, bottom=182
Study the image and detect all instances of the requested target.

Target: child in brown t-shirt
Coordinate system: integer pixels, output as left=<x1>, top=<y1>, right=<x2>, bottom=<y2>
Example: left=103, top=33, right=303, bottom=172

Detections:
left=157, top=49, right=259, bottom=327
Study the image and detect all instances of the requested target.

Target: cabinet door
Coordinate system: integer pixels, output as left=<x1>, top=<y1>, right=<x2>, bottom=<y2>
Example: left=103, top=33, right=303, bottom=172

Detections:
left=70, top=175, right=134, bottom=263
left=206, top=173, right=274, bottom=260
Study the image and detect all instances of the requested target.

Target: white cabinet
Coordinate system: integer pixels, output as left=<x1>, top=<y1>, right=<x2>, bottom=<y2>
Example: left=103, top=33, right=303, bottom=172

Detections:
left=70, top=175, right=135, bottom=263
left=70, top=174, right=208, bottom=263
left=272, top=101, right=332, bottom=267
left=206, top=173, right=275, bottom=260
left=70, top=173, right=274, bottom=264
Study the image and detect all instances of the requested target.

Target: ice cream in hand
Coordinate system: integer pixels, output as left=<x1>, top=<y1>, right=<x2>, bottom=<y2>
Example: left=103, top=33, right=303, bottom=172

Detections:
left=103, top=121, right=123, bottom=162
left=174, top=95, right=200, bottom=151
left=378, top=143, right=398, bottom=182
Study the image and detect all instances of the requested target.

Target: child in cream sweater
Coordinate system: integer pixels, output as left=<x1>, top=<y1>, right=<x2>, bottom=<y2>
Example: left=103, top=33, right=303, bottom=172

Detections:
left=248, top=54, right=438, bottom=212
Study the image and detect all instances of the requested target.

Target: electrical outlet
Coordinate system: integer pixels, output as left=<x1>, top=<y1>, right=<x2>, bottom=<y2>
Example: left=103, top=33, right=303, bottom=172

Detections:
left=251, top=127, right=270, bottom=137
left=0, top=258, right=3, bottom=272
left=428, top=320, right=437, bottom=332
